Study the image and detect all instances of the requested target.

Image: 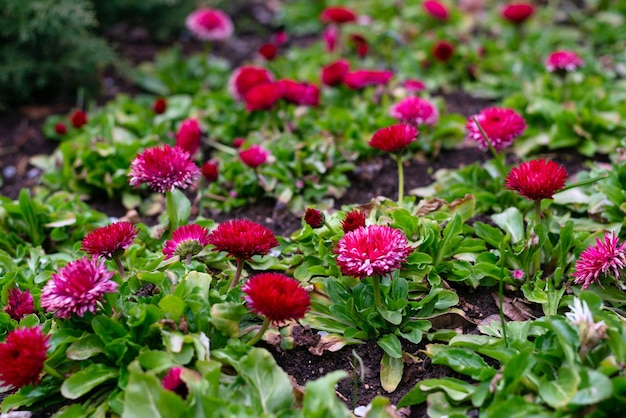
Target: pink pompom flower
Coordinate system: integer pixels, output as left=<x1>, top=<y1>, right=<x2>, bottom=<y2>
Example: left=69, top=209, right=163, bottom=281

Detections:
left=545, top=50, right=584, bottom=73
left=369, top=124, right=419, bottom=154
left=70, top=110, right=88, bottom=128
left=341, top=209, right=367, bottom=233
left=320, top=6, right=357, bottom=24
left=208, top=219, right=278, bottom=261
left=163, top=224, right=211, bottom=263
left=343, top=69, right=394, bottom=89
left=277, top=79, right=320, bottom=107
left=321, top=60, right=350, bottom=86
left=239, top=145, right=270, bottom=168
left=432, top=40, right=455, bottom=62
left=466, top=107, right=527, bottom=151
left=228, top=66, right=274, bottom=101
left=504, top=159, right=568, bottom=201
left=128, top=144, right=201, bottom=193
left=573, top=232, right=626, bottom=290
left=0, top=327, right=49, bottom=389
left=501, top=3, right=534, bottom=24
left=175, top=118, right=202, bottom=156
left=423, top=0, right=449, bottom=20
left=244, top=83, right=283, bottom=111
left=152, top=98, right=167, bottom=114
left=185, top=8, right=233, bottom=41
left=4, top=288, right=34, bottom=320
left=81, top=221, right=139, bottom=259
left=389, top=97, right=439, bottom=127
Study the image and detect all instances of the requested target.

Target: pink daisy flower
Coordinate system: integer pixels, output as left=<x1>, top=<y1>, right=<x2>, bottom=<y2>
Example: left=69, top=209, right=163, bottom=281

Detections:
left=403, top=79, right=426, bottom=93
left=304, top=208, right=325, bottom=229
left=242, top=273, right=311, bottom=326
left=466, top=107, right=527, bottom=151
left=322, top=25, right=339, bottom=52
left=258, top=43, right=278, bottom=60
left=228, top=66, right=274, bottom=101
left=343, top=69, right=394, bottom=90
left=335, top=225, right=413, bottom=278
left=504, top=159, right=568, bottom=201
left=128, top=144, right=200, bottom=193
left=432, top=40, right=455, bottom=62
left=276, top=79, right=320, bottom=107
left=389, top=96, right=439, bottom=127
left=0, top=327, right=49, bottom=389
left=3, top=288, right=34, bottom=320
left=54, top=122, right=67, bottom=135
left=162, top=367, right=188, bottom=398
left=573, top=232, right=626, bottom=290
left=501, top=3, right=534, bottom=24
left=40, top=257, right=118, bottom=319
left=175, top=118, right=202, bottom=156
left=201, top=160, right=219, bottom=183
left=320, top=6, right=357, bottom=24
left=239, top=145, right=270, bottom=168
left=545, top=50, right=584, bottom=73
left=163, top=224, right=211, bottom=262
left=369, top=124, right=419, bottom=154
left=341, top=209, right=367, bottom=233
left=423, top=0, right=449, bottom=20
left=321, top=60, right=350, bottom=86
left=185, top=8, right=233, bottom=41
left=208, top=219, right=278, bottom=261
left=244, top=83, right=283, bottom=111
left=81, top=221, right=139, bottom=259
left=70, top=110, right=88, bottom=128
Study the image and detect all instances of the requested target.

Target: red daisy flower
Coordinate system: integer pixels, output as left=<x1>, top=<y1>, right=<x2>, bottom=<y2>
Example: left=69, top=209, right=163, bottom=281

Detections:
left=335, top=225, right=413, bottom=278
left=128, top=144, right=200, bottom=193
left=3, top=288, right=34, bottom=320
left=403, top=79, right=426, bottom=93
left=304, top=208, right=325, bottom=229
left=0, top=327, right=49, bottom=389
left=501, top=3, right=534, bottom=24
left=466, top=107, right=527, bottom=151
left=70, top=110, right=88, bottom=128
left=573, top=232, right=626, bottom=290
left=545, top=50, right=584, bottom=73
left=258, top=43, right=278, bottom=60
left=232, top=137, right=246, bottom=148
left=320, top=6, right=357, bottom=24
left=432, top=40, right=455, bottom=62
left=40, top=257, right=118, bottom=318
left=163, top=224, right=211, bottom=260
left=343, top=69, right=394, bottom=89
left=276, top=79, right=320, bottom=107
left=185, top=8, right=233, bottom=41
left=389, top=97, right=439, bottom=127
left=349, top=34, right=369, bottom=57
left=162, top=367, right=189, bottom=399
left=201, top=160, right=219, bottom=183
left=423, top=0, right=449, bottom=20
left=321, top=60, right=350, bottom=86
left=504, top=159, right=568, bottom=201
left=54, top=122, right=67, bottom=135
left=239, top=145, right=270, bottom=168
left=208, top=219, right=279, bottom=261
left=244, top=83, right=283, bottom=111
left=369, top=124, right=419, bottom=154
left=228, top=66, right=274, bottom=101
left=152, top=98, right=167, bottom=114
left=341, top=209, right=366, bottom=233
left=242, top=273, right=310, bottom=325
left=81, top=221, right=138, bottom=259
left=175, top=118, right=202, bottom=156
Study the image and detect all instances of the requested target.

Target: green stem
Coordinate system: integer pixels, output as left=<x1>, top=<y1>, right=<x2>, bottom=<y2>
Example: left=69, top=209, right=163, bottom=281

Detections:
left=372, top=274, right=382, bottom=311
left=43, top=363, right=64, bottom=380
left=229, top=258, right=245, bottom=290
left=114, top=258, right=125, bottom=279
left=472, top=116, right=508, bottom=178
left=559, top=173, right=608, bottom=193
left=498, top=275, right=509, bottom=348
left=533, top=199, right=542, bottom=275
left=247, top=317, right=270, bottom=346
left=323, top=220, right=337, bottom=236
left=396, top=152, right=404, bottom=206
left=166, top=190, right=178, bottom=232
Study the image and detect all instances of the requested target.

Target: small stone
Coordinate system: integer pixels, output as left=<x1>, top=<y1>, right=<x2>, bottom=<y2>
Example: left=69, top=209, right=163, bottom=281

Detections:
left=3, top=165, right=16, bottom=179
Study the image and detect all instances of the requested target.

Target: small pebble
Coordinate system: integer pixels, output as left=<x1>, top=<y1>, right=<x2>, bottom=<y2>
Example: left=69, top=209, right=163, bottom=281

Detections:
left=3, top=165, right=16, bottom=179
left=27, top=168, right=40, bottom=179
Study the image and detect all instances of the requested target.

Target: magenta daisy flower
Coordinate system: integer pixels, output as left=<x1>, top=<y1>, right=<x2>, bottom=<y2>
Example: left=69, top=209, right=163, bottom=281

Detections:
left=242, top=273, right=311, bottom=326
left=341, top=209, right=367, bottom=233
left=185, top=8, right=233, bottom=41
left=369, top=124, right=419, bottom=154
left=304, top=208, right=325, bottom=229
left=320, top=6, right=357, bottom=24
left=573, top=232, right=626, bottom=290
left=505, top=159, right=568, bottom=201
left=162, top=367, right=189, bottom=399
left=343, top=69, right=394, bottom=90
left=244, top=83, right=283, bottom=111
left=335, top=225, right=413, bottom=278
left=321, top=60, right=350, bottom=86
left=423, top=0, right=449, bottom=20
left=81, top=221, right=139, bottom=259
left=389, top=97, right=439, bottom=127
left=208, top=219, right=279, bottom=261
left=128, top=144, right=200, bottom=193
left=40, top=257, right=118, bottom=319
left=175, top=118, right=202, bottom=156
left=239, top=145, right=270, bottom=168
left=0, top=327, right=49, bottom=389
left=163, top=224, right=211, bottom=262
left=466, top=107, right=527, bottom=151
left=501, top=3, right=534, bottom=24
left=3, top=288, right=34, bottom=320
left=228, top=66, right=274, bottom=101
left=545, top=50, right=584, bottom=73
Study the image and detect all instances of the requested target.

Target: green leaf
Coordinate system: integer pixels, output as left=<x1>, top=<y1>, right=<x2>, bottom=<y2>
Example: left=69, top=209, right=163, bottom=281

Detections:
left=66, top=334, right=104, bottom=360
left=210, top=302, right=246, bottom=337
left=122, top=362, right=186, bottom=418
left=380, top=352, right=404, bottom=393
left=158, top=295, right=186, bottom=320
left=419, top=377, right=476, bottom=402
left=170, top=189, right=191, bottom=227
left=61, top=364, right=118, bottom=400
left=492, top=207, right=524, bottom=244
left=428, top=345, right=496, bottom=381
left=570, top=369, right=613, bottom=405
left=302, top=371, right=351, bottom=418
left=538, top=365, right=580, bottom=409
left=397, top=383, right=428, bottom=407
left=379, top=308, right=402, bottom=325
left=377, top=334, right=403, bottom=358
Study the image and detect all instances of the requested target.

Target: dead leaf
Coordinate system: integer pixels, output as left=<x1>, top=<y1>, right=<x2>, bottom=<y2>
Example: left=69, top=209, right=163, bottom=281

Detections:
left=491, top=292, right=536, bottom=321
left=428, top=309, right=477, bottom=330
left=415, top=197, right=446, bottom=216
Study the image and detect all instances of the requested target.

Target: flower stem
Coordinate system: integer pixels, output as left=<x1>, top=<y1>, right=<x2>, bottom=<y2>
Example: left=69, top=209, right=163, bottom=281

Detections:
left=229, top=258, right=245, bottom=290
left=247, top=317, right=270, bottom=346
left=498, top=274, right=509, bottom=348
left=43, top=363, right=64, bottom=380
left=166, top=190, right=178, bottom=232
left=533, top=199, right=542, bottom=275
left=396, top=152, right=405, bottom=206
left=372, top=274, right=382, bottom=311
left=472, top=116, right=508, bottom=178
left=114, top=258, right=125, bottom=279
left=323, top=220, right=337, bottom=236
left=559, top=173, right=608, bottom=193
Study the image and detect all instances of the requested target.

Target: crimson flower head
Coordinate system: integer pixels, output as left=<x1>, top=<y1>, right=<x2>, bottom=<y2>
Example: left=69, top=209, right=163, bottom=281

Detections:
left=370, top=124, right=419, bottom=154
left=432, top=40, right=455, bottom=62
left=54, top=122, right=67, bottom=135
left=350, top=34, right=369, bottom=57
left=70, top=110, right=88, bottom=128
left=466, top=107, right=527, bottom=151
left=501, top=3, right=534, bottom=24
left=244, top=83, right=283, bottom=111
left=0, top=327, right=49, bottom=389
left=81, top=221, right=139, bottom=259
left=320, top=6, right=357, bottom=24
left=321, top=60, right=350, bottom=86
left=128, top=144, right=201, bottom=193
left=228, top=66, right=274, bottom=101
left=423, top=0, right=449, bottom=20
left=202, top=160, right=219, bottom=183
left=403, top=79, right=426, bottom=93
left=239, top=145, right=270, bottom=168
left=40, top=257, right=118, bottom=318
left=242, top=273, right=311, bottom=325
left=162, top=367, right=189, bottom=399
left=274, top=31, right=288, bottom=46
left=232, top=137, right=246, bottom=148
left=343, top=69, right=394, bottom=90
left=573, top=232, right=626, bottom=290
left=545, top=50, right=584, bottom=74
left=163, top=224, right=211, bottom=261
left=341, top=209, right=366, bottom=233
left=259, top=43, right=278, bottom=60
left=277, top=80, right=320, bottom=107
left=304, top=208, right=325, bottom=229
left=335, top=225, right=413, bottom=278
left=208, top=219, right=279, bottom=261
left=323, top=25, right=339, bottom=52
left=185, top=8, right=233, bottom=41
left=505, top=159, right=568, bottom=201
left=152, top=98, right=167, bottom=114
left=176, top=118, right=202, bottom=155
left=4, top=288, right=34, bottom=320
left=389, top=97, right=439, bottom=127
